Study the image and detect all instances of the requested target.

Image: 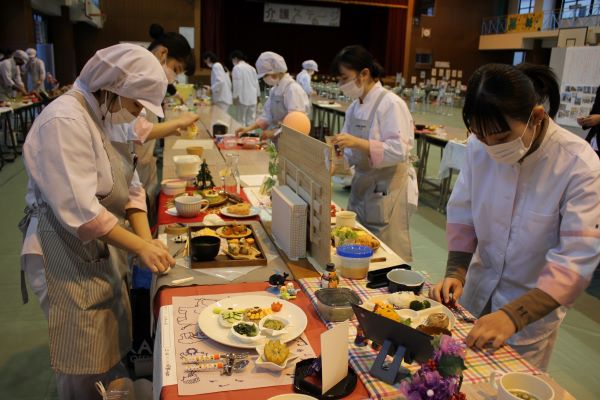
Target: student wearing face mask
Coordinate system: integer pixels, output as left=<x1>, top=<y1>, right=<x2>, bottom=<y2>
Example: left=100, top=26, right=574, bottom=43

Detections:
left=202, top=51, right=233, bottom=111
left=108, top=24, right=198, bottom=220
left=236, top=51, right=310, bottom=140
left=19, top=44, right=176, bottom=398
left=0, top=49, right=29, bottom=100
left=331, top=45, right=417, bottom=262
left=430, top=63, right=600, bottom=371
left=296, top=60, right=318, bottom=96
left=230, top=50, right=260, bottom=126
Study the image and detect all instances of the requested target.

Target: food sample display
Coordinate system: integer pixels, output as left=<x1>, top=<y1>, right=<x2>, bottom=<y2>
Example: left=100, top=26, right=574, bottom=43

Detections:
left=263, top=340, right=290, bottom=365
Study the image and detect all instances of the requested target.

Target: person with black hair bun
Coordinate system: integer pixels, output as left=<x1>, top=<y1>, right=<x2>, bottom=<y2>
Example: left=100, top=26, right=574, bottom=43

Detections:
left=108, top=23, right=198, bottom=219
left=230, top=50, right=260, bottom=126
left=330, top=45, right=417, bottom=262
left=202, top=51, right=233, bottom=111
left=430, top=63, right=600, bottom=371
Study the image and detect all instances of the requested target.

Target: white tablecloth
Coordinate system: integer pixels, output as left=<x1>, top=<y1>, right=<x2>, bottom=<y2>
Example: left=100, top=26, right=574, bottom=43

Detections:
left=439, top=140, right=467, bottom=179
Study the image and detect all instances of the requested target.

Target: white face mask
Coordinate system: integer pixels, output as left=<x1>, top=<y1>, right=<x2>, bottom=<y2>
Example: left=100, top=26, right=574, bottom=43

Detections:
left=101, top=93, right=137, bottom=125
left=162, top=63, right=177, bottom=84
left=483, top=110, right=536, bottom=165
left=339, top=78, right=363, bottom=100
left=264, top=76, right=279, bottom=87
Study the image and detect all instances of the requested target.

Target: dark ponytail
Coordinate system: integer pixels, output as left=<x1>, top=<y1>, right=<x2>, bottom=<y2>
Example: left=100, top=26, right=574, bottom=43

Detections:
left=332, top=45, right=385, bottom=79
left=148, top=23, right=195, bottom=76
left=462, top=63, right=560, bottom=137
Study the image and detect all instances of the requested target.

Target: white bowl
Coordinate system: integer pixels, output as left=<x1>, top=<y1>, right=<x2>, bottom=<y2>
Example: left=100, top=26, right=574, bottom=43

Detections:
left=230, top=321, right=261, bottom=343
left=255, top=344, right=298, bottom=371
left=173, top=155, right=201, bottom=179
left=258, top=315, right=290, bottom=337
left=174, top=195, right=209, bottom=218
left=161, top=179, right=187, bottom=196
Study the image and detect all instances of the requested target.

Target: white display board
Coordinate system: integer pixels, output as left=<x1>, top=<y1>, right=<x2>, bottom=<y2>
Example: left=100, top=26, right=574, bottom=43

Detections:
left=264, top=2, right=341, bottom=27
left=551, top=46, right=600, bottom=127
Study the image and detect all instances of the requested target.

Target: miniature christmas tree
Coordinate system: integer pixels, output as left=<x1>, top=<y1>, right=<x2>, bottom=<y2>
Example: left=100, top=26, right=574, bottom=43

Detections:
left=196, top=159, right=215, bottom=189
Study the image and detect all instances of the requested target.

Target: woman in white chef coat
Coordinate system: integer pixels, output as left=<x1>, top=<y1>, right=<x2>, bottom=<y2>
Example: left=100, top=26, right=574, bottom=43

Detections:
left=202, top=51, right=233, bottom=111
left=230, top=50, right=260, bottom=126
left=331, top=45, right=417, bottom=261
left=24, top=48, right=46, bottom=92
left=296, top=59, right=318, bottom=96
left=235, top=51, right=310, bottom=140
left=109, top=24, right=199, bottom=219
left=20, top=44, right=175, bottom=399
left=430, top=63, right=600, bottom=371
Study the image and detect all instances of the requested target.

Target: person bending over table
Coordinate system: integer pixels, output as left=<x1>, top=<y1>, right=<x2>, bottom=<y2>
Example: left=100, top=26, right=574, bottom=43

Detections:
left=430, top=63, right=600, bottom=371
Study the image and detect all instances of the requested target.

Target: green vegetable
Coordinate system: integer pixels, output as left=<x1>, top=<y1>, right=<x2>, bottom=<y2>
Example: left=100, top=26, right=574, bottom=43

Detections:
left=263, top=319, right=285, bottom=330
left=233, top=322, right=258, bottom=337
left=400, top=318, right=412, bottom=326
left=212, top=307, right=222, bottom=314
left=423, top=300, right=431, bottom=309
left=332, top=227, right=358, bottom=241
left=409, top=300, right=424, bottom=311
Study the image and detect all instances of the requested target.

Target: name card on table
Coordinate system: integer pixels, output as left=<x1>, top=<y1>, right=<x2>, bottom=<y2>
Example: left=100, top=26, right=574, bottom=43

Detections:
left=321, top=321, right=349, bottom=394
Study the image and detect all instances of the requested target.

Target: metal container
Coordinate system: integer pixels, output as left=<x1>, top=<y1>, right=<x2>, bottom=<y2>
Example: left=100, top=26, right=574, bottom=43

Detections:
left=314, top=288, right=362, bottom=322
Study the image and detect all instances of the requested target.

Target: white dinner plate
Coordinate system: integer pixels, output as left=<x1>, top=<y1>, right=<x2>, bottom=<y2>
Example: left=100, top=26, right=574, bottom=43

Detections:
left=197, top=295, right=308, bottom=349
left=220, top=206, right=260, bottom=219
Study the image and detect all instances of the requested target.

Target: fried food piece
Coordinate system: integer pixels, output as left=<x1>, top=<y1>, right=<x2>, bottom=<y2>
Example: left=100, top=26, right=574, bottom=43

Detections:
left=425, top=313, right=449, bottom=329
left=373, top=302, right=401, bottom=322
left=227, top=203, right=251, bottom=216
left=264, top=340, right=290, bottom=365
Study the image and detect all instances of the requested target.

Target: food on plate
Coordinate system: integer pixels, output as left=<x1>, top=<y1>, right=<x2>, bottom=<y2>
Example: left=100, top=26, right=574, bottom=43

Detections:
left=227, top=238, right=258, bottom=257
left=353, top=231, right=380, bottom=249
left=246, top=238, right=255, bottom=246
left=332, top=226, right=358, bottom=242
left=245, top=306, right=269, bottom=321
left=226, top=203, right=251, bottom=216
left=331, top=226, right=379, bottom=249
left=409, top=299, right=431, bottom=311
left=263, top=340, right=290, bottom=365
left=416, top=324, right=451, bottom=336
left=232, top=224, right=249, bottom=235
left=194, top=227, right=218, bottom=237
left=388, top=292, right=415, bottom=309
left=233, top=322, right=258, bottom=337
left=271, top=301, right=283, bottom=312
left=262, top=319, right=285, bottom=331
left=203, top=189, right=219, bottom=198
left=425, top=313, right=449, bottom=329
left=509, top=390, right=539, bottom=400
left=373, top=302, right=401, bottom=322
left=212, top=307, right=222, bottom=314
left=220, top=308, right=244, bottom=326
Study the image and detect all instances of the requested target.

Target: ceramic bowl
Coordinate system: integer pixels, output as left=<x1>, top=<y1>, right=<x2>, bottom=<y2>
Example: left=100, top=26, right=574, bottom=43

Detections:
left=258, top=315, right=290, bottom=337
left=231, top=321, right=261, bottom=343
left=387, top=269, right=425, bottom=294
left=255, top=344, right=298, bottom=371
left=161, top=179, right=187, bottom=196
left=174, top=195, right=209, bottom=218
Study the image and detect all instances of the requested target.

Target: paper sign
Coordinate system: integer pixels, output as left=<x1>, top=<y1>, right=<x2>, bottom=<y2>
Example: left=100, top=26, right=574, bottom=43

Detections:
left=431, top=68, right=437, bottom=77
left=321, top=321, right=349, bottom=394
left=410, top=76, right=417, bottom=84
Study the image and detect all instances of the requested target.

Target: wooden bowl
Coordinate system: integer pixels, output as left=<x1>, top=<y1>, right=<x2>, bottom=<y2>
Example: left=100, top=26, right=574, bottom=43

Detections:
left=186, top=146, right=204, bottom=156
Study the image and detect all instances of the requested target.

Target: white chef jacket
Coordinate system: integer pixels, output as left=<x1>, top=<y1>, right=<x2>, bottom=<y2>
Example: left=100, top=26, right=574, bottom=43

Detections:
left=296, top=69, right=313, bottom=96
left=0, top=58, right=24, bottom=99
left=210, top=62, right=232, bottom=106
left=25, top=58, right=46, bottom=92
left=257, top=73, right=310, bottom=129
left=341, top=82, right=414, bottom=168
left=21, top=90, right=147, bottom=257
left=447, top=119, right=600, bottom=345
left=232, top=61, right=260, bottom=106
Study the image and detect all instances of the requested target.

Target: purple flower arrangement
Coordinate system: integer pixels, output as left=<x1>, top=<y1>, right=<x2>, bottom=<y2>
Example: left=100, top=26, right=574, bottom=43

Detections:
left=399, top=335, right=468, bottom=400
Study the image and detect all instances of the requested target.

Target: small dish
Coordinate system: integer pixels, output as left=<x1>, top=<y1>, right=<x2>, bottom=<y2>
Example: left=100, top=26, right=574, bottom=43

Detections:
left=231, top=321, right=261, bottom=343
left=259, top=315, right=290, bottom=337
left=387, top=269, right=425, bottom=294
left=161, top=179, right=187, bottom=196
left=255, top=344, right=298, bottom=371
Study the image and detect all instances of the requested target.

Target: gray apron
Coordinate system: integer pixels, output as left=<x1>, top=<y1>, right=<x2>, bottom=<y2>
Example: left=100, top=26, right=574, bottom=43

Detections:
left=346, top=90, right=413, bottom=262
left=269, top=79, right=294, bottom=128
left=20, top=91, right=134, bottom=374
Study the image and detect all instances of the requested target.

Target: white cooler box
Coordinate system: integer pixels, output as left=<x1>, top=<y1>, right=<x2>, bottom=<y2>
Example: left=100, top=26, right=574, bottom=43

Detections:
left=271, top=185, right=308, bottom=260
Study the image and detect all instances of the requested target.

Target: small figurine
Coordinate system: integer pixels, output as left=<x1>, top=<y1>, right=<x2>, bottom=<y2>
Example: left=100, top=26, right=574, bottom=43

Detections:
left=354, top=326, right=368, bottom=347
left=278, top=282, right=297, bottom=300
left=268, top=271, right=289, bottom=287
left=285, top=282, right=298, bottom=297
left=279, top=286, right=292, bottom=300
left=321, top=263, right=339, bottom=289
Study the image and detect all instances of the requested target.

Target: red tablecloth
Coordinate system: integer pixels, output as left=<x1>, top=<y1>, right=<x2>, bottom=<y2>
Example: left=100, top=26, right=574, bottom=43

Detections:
left=156, top=188, right=258, bottom=226
left=154, top=282, right=370, bottom=400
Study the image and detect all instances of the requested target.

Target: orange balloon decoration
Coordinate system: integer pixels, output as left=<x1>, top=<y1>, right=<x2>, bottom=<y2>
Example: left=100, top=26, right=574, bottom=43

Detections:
left=282, top=111, right=311, bottom=135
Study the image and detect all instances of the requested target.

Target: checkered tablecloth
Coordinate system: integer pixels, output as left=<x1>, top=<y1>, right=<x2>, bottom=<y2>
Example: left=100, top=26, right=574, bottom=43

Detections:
left=298, top=277, right=539, bottom=400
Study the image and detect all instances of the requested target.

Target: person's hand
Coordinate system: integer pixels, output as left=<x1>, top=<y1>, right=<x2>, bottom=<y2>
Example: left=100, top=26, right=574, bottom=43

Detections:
left=260, top=129, right=275, bottom=141
left=578, top=114, right=600, bottom=128
left=176, top=112, right=200, bottom=130
left=429, top=277, right=463, bottom=304
left=149, top=238, right=168, bottom=251
left=136, top=240, right=175, bottom=274
left=466, top=310, right=516, bottom=350
left=235, top=127, right=249, bottom=137
left=331, top=133, right=366, bottom=150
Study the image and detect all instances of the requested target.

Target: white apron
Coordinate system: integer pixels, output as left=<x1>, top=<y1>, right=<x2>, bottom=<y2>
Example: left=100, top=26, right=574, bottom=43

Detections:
left=345, top=90, right=413, bottom=261
left=19, top=92, right=133, bottom=374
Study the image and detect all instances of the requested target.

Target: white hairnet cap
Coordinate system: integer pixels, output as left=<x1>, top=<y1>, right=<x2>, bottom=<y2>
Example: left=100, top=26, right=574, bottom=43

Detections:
left=302, top=60, right=318, bottom=72
left=26, top=48, right=37, bottom=58
left=77, top=43, right=168, bottom=118
left=255, top=51, right=287, bottom=78
left=13, top=50, right=29, bottom=63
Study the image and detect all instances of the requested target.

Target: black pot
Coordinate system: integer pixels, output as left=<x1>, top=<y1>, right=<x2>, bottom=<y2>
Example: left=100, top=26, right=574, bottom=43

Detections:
left=386, top=269, right=425, bottom=294
left=190, top=235, right=221, bottom=261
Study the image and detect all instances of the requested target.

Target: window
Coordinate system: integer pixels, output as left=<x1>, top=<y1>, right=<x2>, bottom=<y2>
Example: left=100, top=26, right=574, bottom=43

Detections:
left=518, top=0, right=535, bottom=14
left=560, top=0, right=598, bottom=18
left=416, top=0, right=435, bottom=16
left=513, top=51, right=526, bottom=65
